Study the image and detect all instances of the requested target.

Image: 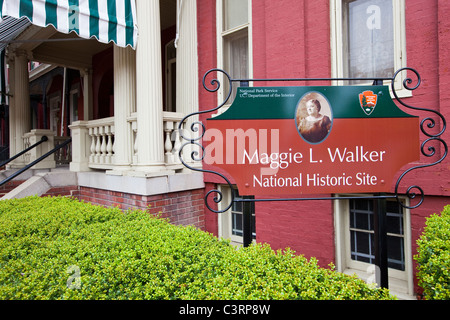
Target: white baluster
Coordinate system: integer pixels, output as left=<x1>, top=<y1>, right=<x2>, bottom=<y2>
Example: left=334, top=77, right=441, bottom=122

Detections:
left=106, top=126, right=113, bottom=164
left=100, top=126, right=107, bottom=164
left=172, top=121, right=182, bottom=163
left=164, top=120, right=174, bottom=164
left=133, top=128, right=138, bottom=164
left=111, top=125, right=116, bottom=164
left=94, top=127, right=101, bottom=164
left=89, top=127, right=95, bottom=163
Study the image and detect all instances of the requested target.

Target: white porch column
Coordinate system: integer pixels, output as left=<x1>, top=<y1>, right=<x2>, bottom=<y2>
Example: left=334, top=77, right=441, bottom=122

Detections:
left=135, top=0, right=165, bottom=171
left=10, top=50, right=31, bottom=167
left=176, top=0, right=199, bottom=165
left=112, top=45, right=136, bottom=172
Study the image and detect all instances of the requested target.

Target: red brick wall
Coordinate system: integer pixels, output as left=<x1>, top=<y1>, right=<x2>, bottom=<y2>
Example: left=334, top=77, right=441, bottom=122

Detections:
left=197, top=0, right=217, bottom=121
left=400, top=1, right=450, bottom=294
left=0, top=180, right=25, bottom=197
left=203, top=182, right=219, bottom=237
left=438, top=0, right=450, bottom=154
left=255, top=197, right=335, bottom=267
left=42, top=185, right=79, bottom=198
left=399, top=0, right=450, bottom=198
left=197, top=1, right=450, bottom=285
left=252, top=0, right=331, bottom=83
left=75, top=187, right=206, bottom=230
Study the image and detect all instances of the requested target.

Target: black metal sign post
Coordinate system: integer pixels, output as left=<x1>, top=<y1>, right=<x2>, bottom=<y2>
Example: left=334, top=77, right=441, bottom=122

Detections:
left=242, top=196, right=253, bottom=248
left=177, top=67, right=448, bottom=291
left=374, top=194, right=388, bottom=289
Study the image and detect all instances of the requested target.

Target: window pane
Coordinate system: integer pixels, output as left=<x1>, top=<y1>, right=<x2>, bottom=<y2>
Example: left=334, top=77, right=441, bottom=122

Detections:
left=387, top=212, right=403, bottom=235
left=349, top=199, right=405, bottom=271
left=232, top=198, right=242, bottom=212
left=224, top=0, right=248, bottom=31
left=230, top=36, right=248, bottom=78
left=353, top=231, right=374, bottom=256
left=350, top=199, right=373, bottom=230
left=232, top=212, right=243, bottom=236
left=386, top=200, right=401, bottom=214
left=386, top=201, right=403, bottom=235
left=350, top=211, right=373, bottom=230
left=351, top=230, right=374, bottom=263
left=224, top=30, right=248, bottom=104
left=231, top=189, right=255, bottom=239
left=343, top=0, right=394, bottom=80
left=231, top=188, right=242, bottom=211
left=352, top=197, right=373, bottom=211
left=388, top=236, right=405, bottom=270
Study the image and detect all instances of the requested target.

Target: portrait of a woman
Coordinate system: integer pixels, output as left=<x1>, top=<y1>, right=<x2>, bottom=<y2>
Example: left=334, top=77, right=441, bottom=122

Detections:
left=297, top=98, right=332, bottom=143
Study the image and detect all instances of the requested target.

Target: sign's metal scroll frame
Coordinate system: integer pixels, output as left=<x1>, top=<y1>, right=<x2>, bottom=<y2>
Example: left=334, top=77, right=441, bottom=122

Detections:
left=176, top=68, right=447, bottom=289
left=178, top=67, right=447, bottom=212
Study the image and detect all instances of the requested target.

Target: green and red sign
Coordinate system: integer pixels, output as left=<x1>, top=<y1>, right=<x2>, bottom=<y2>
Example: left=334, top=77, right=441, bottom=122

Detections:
left=203, top=85, right=419, bottom=196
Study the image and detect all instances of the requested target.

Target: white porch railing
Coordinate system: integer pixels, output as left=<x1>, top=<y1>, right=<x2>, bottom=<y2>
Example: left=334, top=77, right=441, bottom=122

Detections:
left=18, top=130, right=71, bottom=169
left=54, top=136, right=72, bottom=165
left=70, top=112, right=187, bottom=172
left=22, top=134, right=31, bottom=164
left=127, top=111, right=185, bottom=168
left=163, top=112, right=184, bottom=165
left=86, top=117, right=115, bottom=169
left=20, top=129, right=57, bottom=169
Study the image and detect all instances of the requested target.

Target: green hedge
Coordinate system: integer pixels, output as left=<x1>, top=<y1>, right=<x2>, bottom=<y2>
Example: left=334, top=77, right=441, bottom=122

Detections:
left=0, top=196, right=393, bottom=300
left=415, top=205, right=450, bottom=300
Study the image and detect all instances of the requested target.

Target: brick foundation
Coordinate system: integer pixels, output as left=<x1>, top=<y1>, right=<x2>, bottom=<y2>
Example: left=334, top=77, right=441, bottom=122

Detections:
left=0, top=180, right=25, bottom=197
left=74, top=186, right=206, bottom=230
left=42, top=185, right=80, bottom=198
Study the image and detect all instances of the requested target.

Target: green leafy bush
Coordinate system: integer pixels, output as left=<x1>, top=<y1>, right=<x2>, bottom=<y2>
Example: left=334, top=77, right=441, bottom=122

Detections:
left=415, top=205, right=450, bottom=300
left=0, top=196, right=393, bottom=300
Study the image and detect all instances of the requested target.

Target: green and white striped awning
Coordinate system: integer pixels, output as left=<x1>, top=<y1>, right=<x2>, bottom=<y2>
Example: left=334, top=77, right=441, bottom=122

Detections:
left=0, top=0, right=138, bottom=48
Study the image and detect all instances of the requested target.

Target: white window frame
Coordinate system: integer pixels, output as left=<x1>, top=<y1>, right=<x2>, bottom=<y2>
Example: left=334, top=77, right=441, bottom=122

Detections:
left=333, top=194, right=415, bottom=299
left=69, top=84, right=80, bottom=125
left=216, top=0, right=253, bottom=110
left=217, top=184, right=255, bottom=246
left=48, top=94, right=61, bottom=135
left=330, top=0, right=410, bottom=98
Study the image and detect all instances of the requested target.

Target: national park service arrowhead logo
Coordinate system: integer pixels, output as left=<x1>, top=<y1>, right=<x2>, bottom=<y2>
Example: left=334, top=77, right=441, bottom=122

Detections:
left=359, top=90, right=378, bottom=116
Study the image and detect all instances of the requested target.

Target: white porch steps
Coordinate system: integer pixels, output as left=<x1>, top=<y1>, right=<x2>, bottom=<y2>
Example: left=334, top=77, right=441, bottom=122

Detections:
left=0, top=167, right=77, bottom=200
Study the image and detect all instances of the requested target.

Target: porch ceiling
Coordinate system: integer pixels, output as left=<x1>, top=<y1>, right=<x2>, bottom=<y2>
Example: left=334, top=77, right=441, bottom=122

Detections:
left=12, top=24, right=112, bottom=70
left=31, top=29, right=112, bottom=70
